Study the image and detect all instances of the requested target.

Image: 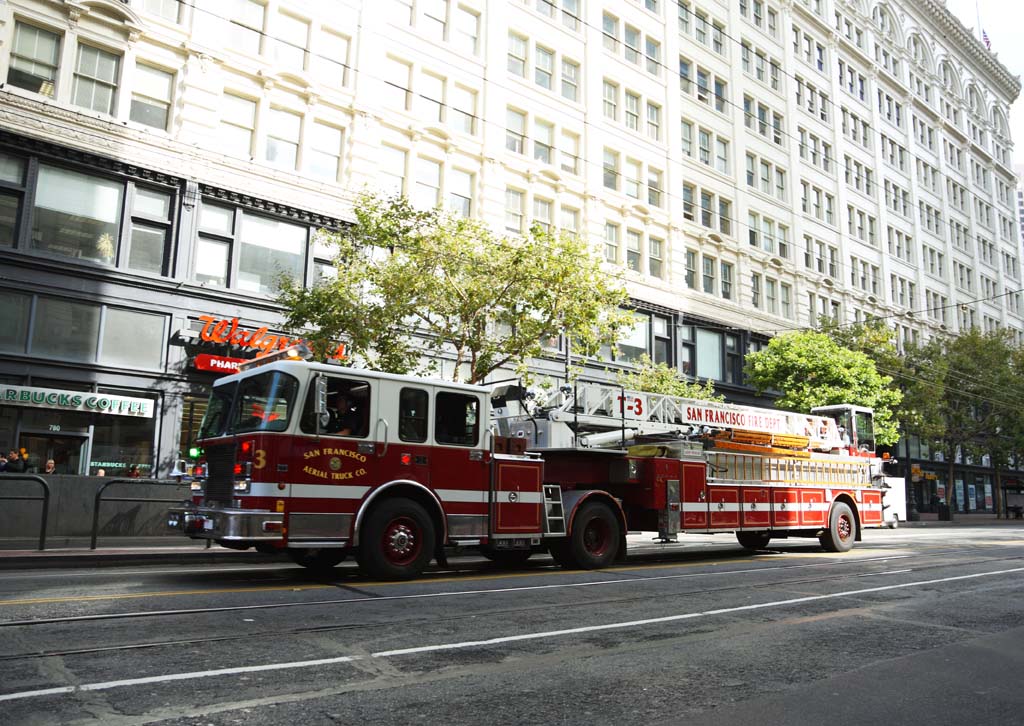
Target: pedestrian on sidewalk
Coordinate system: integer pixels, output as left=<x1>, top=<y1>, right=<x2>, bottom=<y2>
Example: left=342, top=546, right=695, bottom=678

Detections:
left=6, top=449, right=26, bottom=473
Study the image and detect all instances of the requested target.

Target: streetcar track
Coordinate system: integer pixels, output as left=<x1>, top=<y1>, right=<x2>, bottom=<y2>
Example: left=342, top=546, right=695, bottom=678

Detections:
left=0, top=552, right=1021, bottom=664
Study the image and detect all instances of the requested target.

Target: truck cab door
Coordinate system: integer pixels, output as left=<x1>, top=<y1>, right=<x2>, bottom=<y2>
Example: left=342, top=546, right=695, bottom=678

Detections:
left=682, top=461, right=709, bottom=530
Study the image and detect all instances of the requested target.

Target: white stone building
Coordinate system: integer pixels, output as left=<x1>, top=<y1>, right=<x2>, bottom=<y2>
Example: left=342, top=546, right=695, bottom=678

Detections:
left=0, top=0, right=1019, bottom=478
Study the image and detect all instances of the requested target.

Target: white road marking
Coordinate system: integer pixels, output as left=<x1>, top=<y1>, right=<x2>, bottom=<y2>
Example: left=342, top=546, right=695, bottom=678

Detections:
left=1, top=565, right=1021, bottom=703
left=1, top=555, right=911, bottom=625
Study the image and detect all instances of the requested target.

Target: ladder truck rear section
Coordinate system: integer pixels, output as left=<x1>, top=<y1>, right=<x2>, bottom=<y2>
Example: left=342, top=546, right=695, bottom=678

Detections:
left=168, top=349, right=891, bottom=579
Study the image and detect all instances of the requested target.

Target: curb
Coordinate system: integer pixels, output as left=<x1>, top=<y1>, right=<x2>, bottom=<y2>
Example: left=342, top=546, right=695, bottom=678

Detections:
left=0, top=549, right=281, bottom=570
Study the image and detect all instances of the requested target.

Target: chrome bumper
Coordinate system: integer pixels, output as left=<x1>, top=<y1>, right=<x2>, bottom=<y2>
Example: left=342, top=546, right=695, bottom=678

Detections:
left=167, top=505, right=284, bottom=541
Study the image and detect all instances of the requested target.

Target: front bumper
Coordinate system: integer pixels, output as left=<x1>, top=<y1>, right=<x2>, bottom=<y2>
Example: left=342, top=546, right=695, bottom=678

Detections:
left=167, top=504, right=284, bottom=541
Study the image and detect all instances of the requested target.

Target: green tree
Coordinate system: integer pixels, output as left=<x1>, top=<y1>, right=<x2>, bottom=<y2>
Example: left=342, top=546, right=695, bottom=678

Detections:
left=933, top=329, right=1017, bottom=511
left=616, top=354, right=724, bottom=401
left=744, top=330, right=903, bottom=445
left=277, top=193, right=631, bottom=383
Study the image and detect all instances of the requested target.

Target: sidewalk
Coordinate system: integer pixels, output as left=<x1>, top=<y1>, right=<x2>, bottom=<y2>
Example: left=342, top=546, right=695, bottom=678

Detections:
left=0, top=516, right=1018, bottom=570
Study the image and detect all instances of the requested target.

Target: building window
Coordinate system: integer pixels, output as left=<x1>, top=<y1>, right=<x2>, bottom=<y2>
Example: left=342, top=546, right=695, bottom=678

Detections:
left=378, top=145, right=406, bottom=196
left=561, top=59, right=580, bottom=101
left=22, top=296, right=165, bottom=370
left=8, top=22, right=60, bottom=97
left=535, top=46, right=554, bottom=89
left=266, top=108, right=301, bottom=170
left=308, top=122, right=343, bottom=181
left=626, top=229, right=641, bottom=270
left=227, top=0, right=265, bottom=55
left=219, top=93, right=256, bottom=157
left=143, top=0, right=181, bottom=22
left=685, top=250, right=696, bottom=289
left=419, top=72, right=445, bottom=123
left=275, top=12, right=309, bottom=70
left=702, top=255, right=715, bottom=294
left=696, top=328, right=722, bottom=380
left=451, top=85, right=477, bottom=134
left=194, top=203, right=307, bottom=294
left=506, top=108, right=526, bottom=154
left=448, top=169, right=473, bottom=217
left=314, top=30, right=351, bottom=88
left=32, top=165, right=123, bottom=265
left=453, top=7, right=480, bottom=55
left=73, top=45, right=120, bottom=115
left=413, top=157, right=442, bottom=209
left=649, top=236, right=663, bottom=278
left=508, top=33, right=528, bottom=76
left=383, top=57, right=412, bottom=110
left=0, top=154, right=25, bottom=247
left=127, top=187, right=172, bottom=275
left=505, top=188, right=524, bottom=233
left=130, top=64, right=174, bottom=130
left=724, top=334, right=742, bottom=383
left=604, top=222, right=619, bottom=263
left=603, top=149, right=619, bottom=190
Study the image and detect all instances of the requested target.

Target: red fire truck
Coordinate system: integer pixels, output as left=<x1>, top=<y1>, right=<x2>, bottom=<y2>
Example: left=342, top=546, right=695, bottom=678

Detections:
left=168, top=346, right=891, bottom=579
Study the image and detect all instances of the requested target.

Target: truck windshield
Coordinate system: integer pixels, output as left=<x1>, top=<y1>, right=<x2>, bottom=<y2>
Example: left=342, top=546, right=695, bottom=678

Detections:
left=854, top=411, right=875, bottom=453
left=197, top=372, right=300, bottom=438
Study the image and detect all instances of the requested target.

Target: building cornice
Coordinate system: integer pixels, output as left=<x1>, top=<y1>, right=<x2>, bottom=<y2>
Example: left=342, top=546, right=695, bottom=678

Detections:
left=919, top=0, right=1021, bottom=101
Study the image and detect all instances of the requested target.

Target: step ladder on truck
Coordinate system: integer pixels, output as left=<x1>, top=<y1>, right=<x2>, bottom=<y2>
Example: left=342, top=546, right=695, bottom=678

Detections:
left=167, top=345, right=894, bottom=579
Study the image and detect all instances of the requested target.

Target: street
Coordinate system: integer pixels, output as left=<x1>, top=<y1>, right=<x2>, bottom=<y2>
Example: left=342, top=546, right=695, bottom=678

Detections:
left=3, top=527, right=1024, bottom=725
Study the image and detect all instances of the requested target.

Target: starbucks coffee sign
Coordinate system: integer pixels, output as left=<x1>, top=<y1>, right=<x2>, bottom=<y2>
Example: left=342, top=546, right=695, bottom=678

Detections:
left=0, top=385, right=154, bottom=418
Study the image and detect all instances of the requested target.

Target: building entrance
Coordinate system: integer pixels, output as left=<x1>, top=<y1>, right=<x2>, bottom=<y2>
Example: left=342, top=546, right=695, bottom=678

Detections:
left=18, top=434, right=86, bottom=474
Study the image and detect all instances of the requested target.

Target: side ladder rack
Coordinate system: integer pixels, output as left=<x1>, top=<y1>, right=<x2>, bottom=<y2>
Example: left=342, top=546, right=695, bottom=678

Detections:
left=543, top=484, right=566, bottom=535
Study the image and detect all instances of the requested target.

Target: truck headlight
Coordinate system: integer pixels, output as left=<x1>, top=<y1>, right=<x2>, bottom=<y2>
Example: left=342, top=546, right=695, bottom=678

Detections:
left=233, top=479, right=251, bottom=493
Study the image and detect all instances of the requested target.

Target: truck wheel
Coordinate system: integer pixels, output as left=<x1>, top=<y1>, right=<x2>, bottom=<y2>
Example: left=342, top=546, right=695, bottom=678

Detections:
left=736, top=532, right=772, bottom=550
left=357, top=498, right=435, bottom=580
left=819, top=502, right=856, bottom=552
left=287, top=548, right=346, bottom=572
left=481, top=547, right=533, bottom=568
left=558, top=500, right=620, bottom=570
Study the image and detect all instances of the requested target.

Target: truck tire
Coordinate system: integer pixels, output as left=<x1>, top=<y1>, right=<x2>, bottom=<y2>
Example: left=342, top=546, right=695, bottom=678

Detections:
left=819, top=501, right=856, bottom=553
left=357, top=498, right=436, bottom=580
left=287, top=548, right=346, bottom=572
left=555, top=500, right=620, bottom=570
left=736, top=531, right=772, bottom=550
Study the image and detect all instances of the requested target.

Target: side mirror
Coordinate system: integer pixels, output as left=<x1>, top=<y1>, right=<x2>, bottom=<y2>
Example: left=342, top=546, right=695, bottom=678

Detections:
left=314, top=375, right=329, bottom=434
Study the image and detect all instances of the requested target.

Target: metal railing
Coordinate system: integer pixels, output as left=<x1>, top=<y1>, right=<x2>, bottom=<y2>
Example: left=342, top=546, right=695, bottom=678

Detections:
left=0, top=473, right=51, bottom=550
left=90, top=478, right=195, bottom=550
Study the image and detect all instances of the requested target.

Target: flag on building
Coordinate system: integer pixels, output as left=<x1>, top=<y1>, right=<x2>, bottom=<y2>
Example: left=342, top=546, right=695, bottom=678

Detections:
left=982, top=29, right=991, bottom=50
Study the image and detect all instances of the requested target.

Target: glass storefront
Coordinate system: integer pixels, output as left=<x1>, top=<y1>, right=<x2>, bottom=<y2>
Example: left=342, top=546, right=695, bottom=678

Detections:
left=0, top=379, right=159, bottom=475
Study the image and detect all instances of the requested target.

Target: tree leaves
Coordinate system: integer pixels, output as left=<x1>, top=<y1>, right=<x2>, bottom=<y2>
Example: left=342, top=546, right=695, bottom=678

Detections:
left=276, top=193, right=630, bottom=383
left=744, top=330, right=903, bottom=445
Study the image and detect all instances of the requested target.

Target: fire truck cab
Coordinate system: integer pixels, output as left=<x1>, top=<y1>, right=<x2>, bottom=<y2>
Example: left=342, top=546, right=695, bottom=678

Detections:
left=169, top=347, right=891, bottom=579
left=169, top=350, right=564, bottom=579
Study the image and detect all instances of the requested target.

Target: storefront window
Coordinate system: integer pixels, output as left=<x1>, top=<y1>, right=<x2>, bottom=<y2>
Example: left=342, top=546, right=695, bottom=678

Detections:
left=0, top=291, right=30, bottom=353
left=89, top=388, right=158, bottom=476
left=100, top=308, right=165, bottom=369
left=32, top=165, right=123, bottom=264
left=31, top=297, right=100, bottom=362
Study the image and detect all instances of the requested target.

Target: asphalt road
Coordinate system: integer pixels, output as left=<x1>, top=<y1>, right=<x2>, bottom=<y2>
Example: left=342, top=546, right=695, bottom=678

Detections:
left=3, top=527, right=1024, bottom=726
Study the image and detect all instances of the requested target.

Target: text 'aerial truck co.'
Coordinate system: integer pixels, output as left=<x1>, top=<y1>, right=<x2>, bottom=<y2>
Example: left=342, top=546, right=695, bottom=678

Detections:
left=168, top=345, right=899, bottom=580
